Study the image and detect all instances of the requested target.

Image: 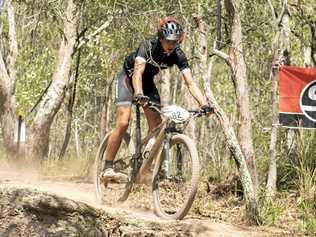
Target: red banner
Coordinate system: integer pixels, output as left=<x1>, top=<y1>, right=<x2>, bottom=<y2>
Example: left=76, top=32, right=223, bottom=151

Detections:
left=279, top=66, right=316, bottom=128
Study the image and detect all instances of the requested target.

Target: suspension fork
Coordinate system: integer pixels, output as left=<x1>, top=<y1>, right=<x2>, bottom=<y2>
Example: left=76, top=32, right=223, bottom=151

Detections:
left=176, top=144, right=183, bottom=176
left=162, top=131, right=171, bottom=176
left=163, top=129, right=183, bottom=178
left=162, top=136, right=184, bottom=182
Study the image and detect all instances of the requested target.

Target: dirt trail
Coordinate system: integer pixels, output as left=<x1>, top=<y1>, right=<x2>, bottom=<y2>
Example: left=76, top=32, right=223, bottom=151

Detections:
left=0, top=168, right=293, bottom=237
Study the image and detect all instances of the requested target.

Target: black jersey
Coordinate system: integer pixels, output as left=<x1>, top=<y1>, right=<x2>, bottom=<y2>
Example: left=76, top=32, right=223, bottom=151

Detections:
left=123, top=37, right=189, bottom=91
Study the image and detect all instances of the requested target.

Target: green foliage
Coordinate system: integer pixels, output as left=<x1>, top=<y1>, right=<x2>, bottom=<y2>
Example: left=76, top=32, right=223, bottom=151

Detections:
left=15, top=47, right=56, bottom=115
left=277, top=130, right=316, bottom=190
left=259, top=198, right=286, bottom=226
left=296, top=164, right=316, bottom=235
left=298, top=216, right=316, bottom=236
left=12, top=0, right=65, bottom=117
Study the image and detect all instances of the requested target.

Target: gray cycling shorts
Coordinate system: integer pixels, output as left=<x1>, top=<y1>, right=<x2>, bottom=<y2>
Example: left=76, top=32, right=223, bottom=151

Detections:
left=114, top=69, right=160, bottom=106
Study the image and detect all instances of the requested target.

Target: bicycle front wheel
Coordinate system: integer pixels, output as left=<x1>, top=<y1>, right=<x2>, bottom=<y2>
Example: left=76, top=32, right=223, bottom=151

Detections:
left=94, top=132, right=134, bottom=205
left=152, top=134, right=200, bottom=220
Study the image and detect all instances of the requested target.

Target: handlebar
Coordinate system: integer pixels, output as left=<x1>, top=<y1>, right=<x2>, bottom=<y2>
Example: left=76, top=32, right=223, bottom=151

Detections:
left=133, top=99, right=210, bottom=117
left=188, top=109, right=206, bottom=117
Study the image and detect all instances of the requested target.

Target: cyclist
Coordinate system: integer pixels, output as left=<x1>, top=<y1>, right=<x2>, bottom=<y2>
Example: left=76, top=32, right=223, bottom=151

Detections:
left=101, top=16, right=212, bottom=182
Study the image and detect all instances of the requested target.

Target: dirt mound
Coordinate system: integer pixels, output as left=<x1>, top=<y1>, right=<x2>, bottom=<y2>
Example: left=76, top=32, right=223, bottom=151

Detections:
left=0, top=167, right=295, bottom=237
left=0, top=186, right=212, bottom=236
left=0, top=187, right=117, bottom=236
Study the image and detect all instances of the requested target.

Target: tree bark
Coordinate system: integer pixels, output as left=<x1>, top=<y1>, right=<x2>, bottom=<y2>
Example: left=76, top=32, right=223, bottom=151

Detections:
left=310, top=22, right=316, bottom=66
left=26, top=0, right=80, bottom=160
left=100, top=76, right=114, bottom=139
left=266, top=1, right=291, bottom=199
left=160, top=69, right=171, bottom=106
left=184, top=36, right=196, bottom=140
left=304, top=46, right=312, bottom=68
left=74, top=119, right=81, bottom=159
left=193, top=13, right=209, bottom=160
left=0, top=0, right=17, bottom=158
left=57, top=86, right=74, bottom=160
left=266, top=58, right=279, bottom=199
left=225, top=0, right=258, bottom=192
left=203, top=56, right=259, bottom=223
left=0, top=53, right=16, bottom=157
left=58, top=49, right=81, bottom=160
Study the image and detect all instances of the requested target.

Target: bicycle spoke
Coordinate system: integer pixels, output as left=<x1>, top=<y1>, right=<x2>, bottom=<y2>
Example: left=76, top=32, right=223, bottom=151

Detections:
left=94, top=132, right=134, bottom=205
left=153, top=134, right=199, bottom=219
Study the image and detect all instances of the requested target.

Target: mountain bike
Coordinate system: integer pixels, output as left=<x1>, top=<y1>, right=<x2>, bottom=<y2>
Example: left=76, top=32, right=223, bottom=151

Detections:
left=94, top=101, right=207, bottom=220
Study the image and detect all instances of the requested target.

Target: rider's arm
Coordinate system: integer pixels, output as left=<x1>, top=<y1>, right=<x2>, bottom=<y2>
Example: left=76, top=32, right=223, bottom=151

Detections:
left=182, top=69, right=208, bottom=106
left=132, top=57, right=146, bottom=95
left=174, top=48, right=207, bottom=106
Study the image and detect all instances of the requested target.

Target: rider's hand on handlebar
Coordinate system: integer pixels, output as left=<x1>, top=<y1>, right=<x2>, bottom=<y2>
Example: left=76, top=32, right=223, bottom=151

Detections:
left=133, top=94, right=149, bottom=106
left=200, top=104, right=214, bottom=115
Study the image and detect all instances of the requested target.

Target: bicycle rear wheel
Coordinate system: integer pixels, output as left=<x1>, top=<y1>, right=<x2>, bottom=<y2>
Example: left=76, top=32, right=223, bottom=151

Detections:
left=152, top=134, right=200, bottom=220
left=94, top=132, right=134, bottom=205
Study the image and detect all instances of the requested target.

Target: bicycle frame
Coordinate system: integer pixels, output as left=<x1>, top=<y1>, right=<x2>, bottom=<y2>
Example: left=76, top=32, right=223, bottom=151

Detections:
left=136, top=123, right=167, bottom=183
left=135, top=105, right=201, bottom=183
left=134, top=104, right=168, bottom=184
left=118, top=104, right=168, bottom=201
left=118, top=101, right=203, bottom=202
left=133, top=102, right=201, bottom=184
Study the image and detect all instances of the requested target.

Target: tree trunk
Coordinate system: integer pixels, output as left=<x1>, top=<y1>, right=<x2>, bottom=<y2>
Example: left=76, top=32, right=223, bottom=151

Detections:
left=58, top=49, right=81, bottom=160
left=74, top=119, right=81, bottom=159
left=184, top=36, right=196, bottom=140
left=266, top=58, right=279, bottom=199
left=266, top=1, right=291, bottom=199
left=193, top=13, right=209, bottom=161
left=0, top=0, right=18, bottom=158
left=311, top=23, right=316, bottom=66
left=58, top=87, right=74, bottom=160
left=225, top=0, right=258, bottom=192
left=0, top=56, right=16, bottom=157
left=160, top=69, right=171, bottom=106
left=280, top=5, right=295, bottom=172
left=304, top=46, right=312, bottom=68
left=100, top=76, right=114, bottom=139
left=26, top=0, right=80, bottom=160
left=203, top=56, right=259, bottom=223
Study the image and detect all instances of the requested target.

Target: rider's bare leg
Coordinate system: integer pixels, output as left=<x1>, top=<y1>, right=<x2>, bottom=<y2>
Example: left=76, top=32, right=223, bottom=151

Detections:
left=104, top=105, right=132, bottom=162
left=143, top=106, right=162, bottom=131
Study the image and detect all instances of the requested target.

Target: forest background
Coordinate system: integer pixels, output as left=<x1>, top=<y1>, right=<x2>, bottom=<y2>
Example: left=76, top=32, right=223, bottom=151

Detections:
left=0, top=0, right=315, bottom=235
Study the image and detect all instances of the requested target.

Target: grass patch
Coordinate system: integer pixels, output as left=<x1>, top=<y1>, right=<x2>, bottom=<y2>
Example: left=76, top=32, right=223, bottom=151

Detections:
left=298, top=217, right=316, bottom=236
left=40, top=156, right=94, bottom=179
left=259, top=198, right=286, bottom=226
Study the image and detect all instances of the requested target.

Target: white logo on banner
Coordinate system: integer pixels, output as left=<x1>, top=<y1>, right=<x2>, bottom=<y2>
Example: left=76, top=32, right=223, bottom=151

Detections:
left=300, top=80, right=316, bottom=122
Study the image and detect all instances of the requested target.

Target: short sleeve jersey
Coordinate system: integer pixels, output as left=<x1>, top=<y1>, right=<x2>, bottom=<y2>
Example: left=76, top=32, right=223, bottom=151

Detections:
left=123, top=36, right=189, bottom=90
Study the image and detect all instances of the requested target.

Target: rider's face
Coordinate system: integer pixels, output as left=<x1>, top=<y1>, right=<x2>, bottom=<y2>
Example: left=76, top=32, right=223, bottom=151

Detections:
left=160, top=39, right=178, bottom=56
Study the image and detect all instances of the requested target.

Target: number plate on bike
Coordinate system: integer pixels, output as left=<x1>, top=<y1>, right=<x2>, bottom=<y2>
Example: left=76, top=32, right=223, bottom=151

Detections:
left=161, top=105, right=190, bottom=123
